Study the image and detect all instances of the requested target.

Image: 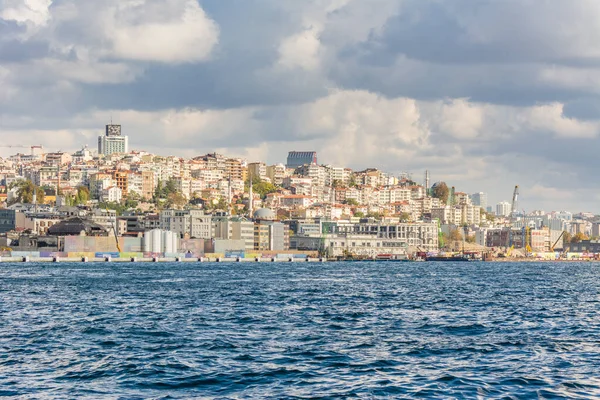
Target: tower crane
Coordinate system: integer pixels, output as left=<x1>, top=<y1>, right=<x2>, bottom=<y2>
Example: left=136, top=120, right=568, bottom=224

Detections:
left=0, top=145, right=45, bottom=157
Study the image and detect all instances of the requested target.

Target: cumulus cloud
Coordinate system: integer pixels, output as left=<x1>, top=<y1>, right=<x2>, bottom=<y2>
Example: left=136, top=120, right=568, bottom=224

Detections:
left=109, top=0, right=219, bottom=63
left=278, top=27, right=322, bottom=71
left=0, top=0, right=52, bottom=29
left=40, top=0, right=220, bottom=64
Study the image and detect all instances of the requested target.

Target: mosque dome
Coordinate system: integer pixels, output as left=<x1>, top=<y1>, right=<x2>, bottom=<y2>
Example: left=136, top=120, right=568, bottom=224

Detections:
left=253, top=208, right=276, bottom=220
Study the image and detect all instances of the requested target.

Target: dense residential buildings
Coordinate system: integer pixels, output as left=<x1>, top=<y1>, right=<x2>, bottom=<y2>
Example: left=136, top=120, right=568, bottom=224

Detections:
left=0, top=123, right=596, bottom=259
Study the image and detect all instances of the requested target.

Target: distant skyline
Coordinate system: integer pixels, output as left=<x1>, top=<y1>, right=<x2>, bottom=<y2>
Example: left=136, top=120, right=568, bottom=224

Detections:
left=2, top=1, right=600, bottom=212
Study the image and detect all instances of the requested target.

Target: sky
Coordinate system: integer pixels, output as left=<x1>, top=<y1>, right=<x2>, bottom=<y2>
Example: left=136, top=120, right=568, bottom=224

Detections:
left=1, top=0, right=600, bottom=212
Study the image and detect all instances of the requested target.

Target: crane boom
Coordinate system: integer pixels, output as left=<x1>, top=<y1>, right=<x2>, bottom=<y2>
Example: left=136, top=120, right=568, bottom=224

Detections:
left=551, top=231, right=565, bottom=252
left=511, top=185, right=519, bottom=215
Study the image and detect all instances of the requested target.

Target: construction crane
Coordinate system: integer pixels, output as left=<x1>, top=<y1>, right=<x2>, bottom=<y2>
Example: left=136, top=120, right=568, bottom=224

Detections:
left=550, top=231, right=565, bottom=252
left=0, top=145, right=43, bottom=150
left=0, top=145, right=45, bottom=158
left=511, top=185, right=519, bottom=217
left=106, top=206, right=122, bottom=253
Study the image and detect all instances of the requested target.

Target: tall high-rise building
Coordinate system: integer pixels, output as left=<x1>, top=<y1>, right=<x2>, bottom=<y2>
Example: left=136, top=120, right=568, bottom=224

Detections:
left=286, top=151, right=317, bottom=169
left=98, top=124, right=128, bottom=156
left=470, top=192, right=488, bottom=210
left=496, top=201, right=512, bottom=217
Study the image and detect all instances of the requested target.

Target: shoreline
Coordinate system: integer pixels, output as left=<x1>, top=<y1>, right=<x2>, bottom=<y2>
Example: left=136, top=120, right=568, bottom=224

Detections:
left=0, top=257, right=597, bottom=263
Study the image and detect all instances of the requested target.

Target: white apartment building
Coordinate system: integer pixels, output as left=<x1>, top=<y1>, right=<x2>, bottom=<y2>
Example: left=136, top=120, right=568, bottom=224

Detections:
left=296, top=164, right=326, bottom=187
left=323, top=165, right=351, bottom=186
left=470, top=192, right=488, bottom=210
left=101, top=186, right=122, bottom=203
left=266, top=164, right=286, bottom=185
left=431, top=206, right=463, bottom=226
left=496, top=201, right=512, bottom=217
left=98, top=135, right=128, bottom=156
left=248, top=162, right=268, bottom=180
left=160, top=209, right=214, bottom=238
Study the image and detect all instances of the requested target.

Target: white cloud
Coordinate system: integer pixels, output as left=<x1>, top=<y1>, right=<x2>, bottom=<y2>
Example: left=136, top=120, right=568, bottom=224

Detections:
left=278, top=27, right=322, bottom=70
left=13, top=0, right=220, bottom=64
left=429, top=99, right=484, bottom=140
left=0, top=0, right=52, bottom=28
left=109, top=0, right=219, bottom=63
left=521, top=103, right=599, bottom=138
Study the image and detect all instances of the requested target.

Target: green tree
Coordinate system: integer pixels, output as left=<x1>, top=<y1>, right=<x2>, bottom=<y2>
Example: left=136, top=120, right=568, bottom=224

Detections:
left=73, top=186, right=89, bottom=205
left=366, top=212, right=383, bottom=219
left=36, top=187, right=45, bottom=204
left=11, top=179, right=45, bottom=204
left=480, top=208, right=495, bottom=222
left=213, top=197, right=229, bottom=211
left=164, top=178, right=178, bottom=195
left=439, top=232, right=447, bottom=248
left=399, top=212, right=411, bottom=222
left=124, top=197, right=139, bottom=209
left=165, top=192, right=188, bottom=209
left=349, top=175, right=358, bottom=187
left=154, top=178, right=162, bottom=201
left=448, top=228, right=463, bottom=241
left=571, top=232, right=588, bottom=243
left=354, top=211, right=365, bottom=218
left=344, top=198, right=359, bottom=206
left=466, top=235, right=476, bottom=244
left=432, top=182, right=450, bottom=204
left=98, top=201, right=127, bottom=216
left=253, top=181, right=278, bottom=199
left=126, top=191, right=142, bottom=202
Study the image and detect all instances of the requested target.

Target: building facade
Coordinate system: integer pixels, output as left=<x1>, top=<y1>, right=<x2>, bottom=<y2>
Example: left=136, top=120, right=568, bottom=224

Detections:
left=286, top=151, right=317, bottom=169
left=98, top=124, right=128, bottom=156
left=0, top=209, right=16, bottom=233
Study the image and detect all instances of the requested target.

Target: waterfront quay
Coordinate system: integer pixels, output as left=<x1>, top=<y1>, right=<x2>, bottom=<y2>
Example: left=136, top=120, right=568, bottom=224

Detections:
left=0, top=256, right=327, bottom=263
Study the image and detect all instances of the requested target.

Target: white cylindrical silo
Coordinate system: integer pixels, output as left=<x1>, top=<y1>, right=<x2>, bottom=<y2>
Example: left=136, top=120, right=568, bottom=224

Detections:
left=172, top=232, right=179, bottom=254
left=163, top=231, right=173, bottom=254
left=143, top=232, right=151, bottom=253
left=152, top=229, right=162, bottom=254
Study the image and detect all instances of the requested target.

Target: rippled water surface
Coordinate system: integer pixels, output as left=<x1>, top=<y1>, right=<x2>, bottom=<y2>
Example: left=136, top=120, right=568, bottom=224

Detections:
left=2, top=262, right=600, bottom=399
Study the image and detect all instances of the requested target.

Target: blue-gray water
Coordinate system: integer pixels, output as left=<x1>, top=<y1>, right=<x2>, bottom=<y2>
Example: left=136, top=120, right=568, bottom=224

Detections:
left=1, top=262, right=600, bottom=399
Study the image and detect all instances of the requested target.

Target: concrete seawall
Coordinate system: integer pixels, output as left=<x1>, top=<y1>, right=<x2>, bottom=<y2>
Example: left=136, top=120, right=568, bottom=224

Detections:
left=0, top=257, right=328, bottom=263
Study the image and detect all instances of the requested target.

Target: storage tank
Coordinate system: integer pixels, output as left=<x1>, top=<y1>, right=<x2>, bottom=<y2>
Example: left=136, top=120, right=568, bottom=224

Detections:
left=151, top=229, right=162, bottom=254
left=143, top=232, right=151, bottom=253
left=163, top=230, right=174, bottom=254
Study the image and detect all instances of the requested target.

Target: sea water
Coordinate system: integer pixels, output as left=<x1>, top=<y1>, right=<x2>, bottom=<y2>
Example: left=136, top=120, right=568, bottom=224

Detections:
left=1, top=262, right=600, bottom=398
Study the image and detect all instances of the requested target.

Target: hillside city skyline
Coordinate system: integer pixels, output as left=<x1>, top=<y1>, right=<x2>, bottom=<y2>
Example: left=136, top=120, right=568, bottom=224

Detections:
left=0, top=124, right=593, bottom=215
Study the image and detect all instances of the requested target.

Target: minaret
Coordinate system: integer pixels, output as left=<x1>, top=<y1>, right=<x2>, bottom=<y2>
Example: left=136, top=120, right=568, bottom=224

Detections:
left=425, top=170, right=430, bottom=196
left=56, top=164, right=61, bottom=196
left=248, top=171, right=253, bottom=217
left=227, top=173, right=232, bottom=214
